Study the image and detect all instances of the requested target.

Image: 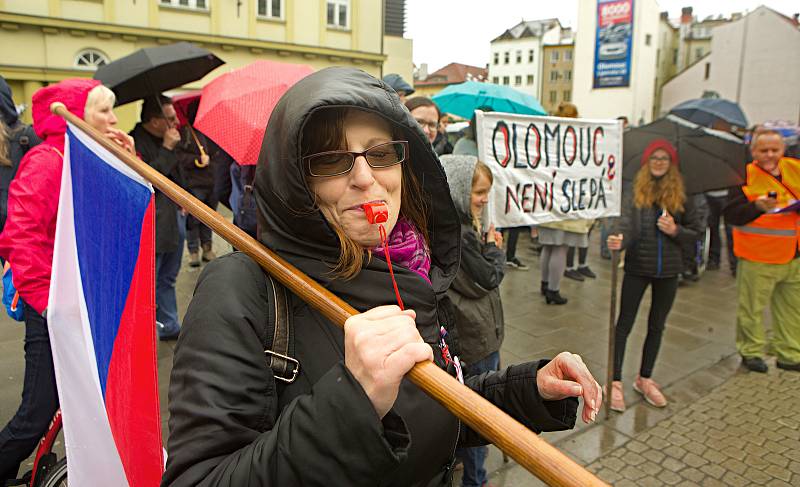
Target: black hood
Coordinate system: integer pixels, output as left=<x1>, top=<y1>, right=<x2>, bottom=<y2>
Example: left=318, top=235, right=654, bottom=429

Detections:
left=0, top=76, right=18, bottom=126
left=254, top=67, right=460, bottom=340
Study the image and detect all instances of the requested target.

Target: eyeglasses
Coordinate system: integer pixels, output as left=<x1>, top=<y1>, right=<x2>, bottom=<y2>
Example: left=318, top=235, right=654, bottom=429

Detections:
left=303, top=140, right=409, bottom=177
left=415, top=118, right=439, bottom=131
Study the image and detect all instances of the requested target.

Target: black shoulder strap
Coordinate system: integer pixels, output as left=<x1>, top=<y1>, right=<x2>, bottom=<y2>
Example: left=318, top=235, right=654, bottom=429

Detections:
left=264, top=273, right=300, bottom=383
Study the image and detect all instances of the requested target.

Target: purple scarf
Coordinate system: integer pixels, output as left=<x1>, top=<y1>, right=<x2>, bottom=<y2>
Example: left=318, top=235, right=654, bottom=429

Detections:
left=372, top=218, right=431, bottom=284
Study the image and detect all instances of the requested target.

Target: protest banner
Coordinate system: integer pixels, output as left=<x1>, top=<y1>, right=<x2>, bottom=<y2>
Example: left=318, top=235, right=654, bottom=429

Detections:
left=476, top=111, right=623, bottom=228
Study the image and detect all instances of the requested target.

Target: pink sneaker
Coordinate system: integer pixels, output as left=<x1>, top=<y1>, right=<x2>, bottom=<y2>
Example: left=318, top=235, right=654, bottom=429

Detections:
left=634, top=376, right=667, bottom=408
left=609, top=381, right=625, bottom=412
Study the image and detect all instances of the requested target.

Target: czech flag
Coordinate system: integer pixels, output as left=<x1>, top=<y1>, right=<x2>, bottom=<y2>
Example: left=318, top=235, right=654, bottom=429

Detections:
left=48, top=123, right=163, bottom=486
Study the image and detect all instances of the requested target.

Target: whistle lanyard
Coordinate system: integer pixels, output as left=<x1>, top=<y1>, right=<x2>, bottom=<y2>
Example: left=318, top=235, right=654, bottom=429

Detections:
left=363, top=202, right=463, bottom=384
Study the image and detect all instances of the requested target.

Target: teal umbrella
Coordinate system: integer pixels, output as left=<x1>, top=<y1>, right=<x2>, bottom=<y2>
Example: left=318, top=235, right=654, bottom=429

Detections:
left=432, top=81, right=546, bottom=119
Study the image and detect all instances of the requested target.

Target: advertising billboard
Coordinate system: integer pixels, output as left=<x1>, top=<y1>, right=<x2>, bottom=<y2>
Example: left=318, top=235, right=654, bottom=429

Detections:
left=593, top=0, right=634, bottom=88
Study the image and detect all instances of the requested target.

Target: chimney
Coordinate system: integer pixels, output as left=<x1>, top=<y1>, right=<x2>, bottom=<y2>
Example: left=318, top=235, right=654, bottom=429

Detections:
left=419, top=63, right=428, bottom=81
left=681, top=7, right=693, bottom=25
left=731, top=12, right=742, bottom=21
left=660, top=11, right=669, bottom=21
left=793, top=13, right=799, bottom=26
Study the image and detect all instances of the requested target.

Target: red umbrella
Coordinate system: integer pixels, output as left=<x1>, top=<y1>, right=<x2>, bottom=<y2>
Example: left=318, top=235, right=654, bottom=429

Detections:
left=171, top=90, right=201, bottom=128
left=194, top=60, right=314, bottom=165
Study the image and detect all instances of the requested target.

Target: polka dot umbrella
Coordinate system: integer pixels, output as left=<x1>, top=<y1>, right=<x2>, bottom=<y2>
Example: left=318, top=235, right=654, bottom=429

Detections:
left=194, top=60, right=314, bottom=166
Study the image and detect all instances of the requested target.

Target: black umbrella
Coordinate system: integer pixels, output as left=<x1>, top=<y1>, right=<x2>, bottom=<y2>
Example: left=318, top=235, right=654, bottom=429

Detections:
left=623, top=115, right=749, bottom=194
left=94, top=42, right=224, bottom=105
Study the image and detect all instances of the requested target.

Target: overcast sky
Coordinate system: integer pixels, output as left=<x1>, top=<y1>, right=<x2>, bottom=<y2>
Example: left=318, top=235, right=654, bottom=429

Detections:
left=407, top=0, right=800, bottom=73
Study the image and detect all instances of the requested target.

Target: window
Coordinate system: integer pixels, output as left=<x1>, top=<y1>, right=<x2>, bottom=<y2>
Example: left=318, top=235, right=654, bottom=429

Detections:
left=550, top=50, right=559, bottom=62
left=695, top=47, right=703, bottom=59
left=75, top=49, right=110, bottom=70
left=550, top=70, right=558, bottom=82
left=672, top=49, right=678, bottom=64
left=492, top=76, right=499, bottom=84
left=704, top=62, right=710, bottom=80
left=514, top=75, right=522, bottom=86
left=516, top=50, right=522, bottom=63
left=528, top=49, right=534, bottom=63
left=160, top=0, right=207, bottom=9
left=564, top=70, right=572, bottom=81
left=502, top=76, right=510, bottom=85
left=549, top=90, right=557, bottom=103
left=565, top=50, right=572, bottom=61
left=258, top=0, right=282, bottom=19
left=493, top=52, right=499, bottom=65
left=563, top=90, right=571, bottom=102
left=526, top=75, right=534, bottom=85
left=645, top=34, right=652, bottom=46
left=327, top=0, right=349, bottom=29
left=504, top=52, right=509, bottom=64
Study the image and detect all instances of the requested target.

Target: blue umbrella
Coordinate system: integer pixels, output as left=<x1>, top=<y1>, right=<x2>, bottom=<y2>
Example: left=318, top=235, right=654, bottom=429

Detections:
left=669, top=98, right=748, bottom=128
left=432, top=81, right=546, bottom=119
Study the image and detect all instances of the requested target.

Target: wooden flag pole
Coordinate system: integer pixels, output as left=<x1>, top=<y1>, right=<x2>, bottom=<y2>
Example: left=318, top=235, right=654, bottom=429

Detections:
left=605, top=250, right=620, bottom=420
left=52, top=102, right=608, bottom=487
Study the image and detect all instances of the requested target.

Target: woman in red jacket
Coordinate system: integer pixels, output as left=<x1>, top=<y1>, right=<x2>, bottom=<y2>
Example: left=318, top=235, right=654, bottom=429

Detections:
left=0, top=79, right=132, bottom=483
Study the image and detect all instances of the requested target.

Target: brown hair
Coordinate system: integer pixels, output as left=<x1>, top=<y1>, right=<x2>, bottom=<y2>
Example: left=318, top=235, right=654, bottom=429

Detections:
left=633, top=163, right=685, bottom=214
left=302, top=107, right=429, bottom=280
left=471, top=161, right=493, bottom=231
left=555, top=102, right=579, bottom=118
left=0, top=119, right=10, bottom=166
left=404, top=96, right=440, bottom=119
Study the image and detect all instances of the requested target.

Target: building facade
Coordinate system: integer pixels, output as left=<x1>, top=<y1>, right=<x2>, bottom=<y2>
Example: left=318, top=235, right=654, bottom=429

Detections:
left=488, top=18, right=563, bottom=99
left=540, top=43, right=574, bottom=114
left=0, top=0, right=412, bottom=128
left=572, top=0, right=661, bottom=124
left=653, top=11, right=678, bottom=119
left=661, top=6, right=800, bottom=125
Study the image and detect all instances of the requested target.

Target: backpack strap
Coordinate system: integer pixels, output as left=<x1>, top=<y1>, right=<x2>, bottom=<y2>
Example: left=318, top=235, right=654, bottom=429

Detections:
left=263, top=273, right=300, bottom=383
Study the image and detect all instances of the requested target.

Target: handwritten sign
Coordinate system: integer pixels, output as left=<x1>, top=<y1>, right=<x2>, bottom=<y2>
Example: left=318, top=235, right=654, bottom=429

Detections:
left=476, top=111, right=623, bottom=227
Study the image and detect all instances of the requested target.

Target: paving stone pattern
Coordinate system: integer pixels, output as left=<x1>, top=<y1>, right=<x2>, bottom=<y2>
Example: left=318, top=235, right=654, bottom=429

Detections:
left=586, top=365, right=800, bottom=487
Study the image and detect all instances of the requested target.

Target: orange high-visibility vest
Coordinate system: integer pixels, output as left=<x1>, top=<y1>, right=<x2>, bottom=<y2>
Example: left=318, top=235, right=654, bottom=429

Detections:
left=733, top=157, right=800, bottom=264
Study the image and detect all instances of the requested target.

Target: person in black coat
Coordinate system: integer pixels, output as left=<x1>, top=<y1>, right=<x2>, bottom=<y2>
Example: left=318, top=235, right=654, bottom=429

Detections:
left=0, top=76, right=41, bottom=231
left=607, top=139, right=702, bottom=412
left=130, top=95, right=184, bottom=340
left=162, top=68, right=603, bottom=487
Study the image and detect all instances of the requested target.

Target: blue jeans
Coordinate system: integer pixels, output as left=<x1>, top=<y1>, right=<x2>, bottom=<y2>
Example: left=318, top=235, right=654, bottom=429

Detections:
left=456, top=351, right=501, bottom=487
left=0, top=304, right=59, bottom=483
left=155, top=211, right=185, bottom=337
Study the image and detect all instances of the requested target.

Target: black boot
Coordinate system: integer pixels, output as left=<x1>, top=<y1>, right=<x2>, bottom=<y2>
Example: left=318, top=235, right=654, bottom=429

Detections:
left=541, top=281, right=548, bottom=296
left=545, top=289, right=568, bottom=305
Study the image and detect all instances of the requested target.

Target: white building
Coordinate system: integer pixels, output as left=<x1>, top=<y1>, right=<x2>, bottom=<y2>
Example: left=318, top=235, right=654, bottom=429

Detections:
left=661, top=6, right=800, bottom=125
left=488, top=19, right=563, bottom=99
left=572, top=0, right=662, bottom=124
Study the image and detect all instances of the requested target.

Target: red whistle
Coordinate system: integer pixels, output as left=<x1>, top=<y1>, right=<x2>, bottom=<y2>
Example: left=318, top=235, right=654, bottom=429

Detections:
left=362, top=202, right=389, bottom=224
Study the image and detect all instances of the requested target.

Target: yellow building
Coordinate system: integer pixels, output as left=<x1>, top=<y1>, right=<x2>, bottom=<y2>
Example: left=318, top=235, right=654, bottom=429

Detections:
left=0, top=0, right=412, bottom=128
left=540, top=43, right=573, bottom=114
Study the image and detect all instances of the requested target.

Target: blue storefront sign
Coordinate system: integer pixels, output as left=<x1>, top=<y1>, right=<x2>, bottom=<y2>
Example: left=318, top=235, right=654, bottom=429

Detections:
left=593, top=0, right=634, bottom=88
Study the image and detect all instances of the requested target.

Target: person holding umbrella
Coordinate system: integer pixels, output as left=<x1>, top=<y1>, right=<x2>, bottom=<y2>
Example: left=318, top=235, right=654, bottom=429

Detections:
left=162, top=67, right=602, bottom=486
left=606, top=140, right=702, bottom=411
left=130, top=95, right=183, bottom=341
left=724, top=129, right=800, bottom=373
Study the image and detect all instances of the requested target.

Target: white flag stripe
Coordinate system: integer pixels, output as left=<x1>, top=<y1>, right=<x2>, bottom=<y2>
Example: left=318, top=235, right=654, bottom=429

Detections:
left=47, top=135, right=130, bottom=486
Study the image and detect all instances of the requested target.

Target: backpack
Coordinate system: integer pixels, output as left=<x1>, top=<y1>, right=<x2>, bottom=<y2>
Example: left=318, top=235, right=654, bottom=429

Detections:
left=262, top=272, right=299, bottom=383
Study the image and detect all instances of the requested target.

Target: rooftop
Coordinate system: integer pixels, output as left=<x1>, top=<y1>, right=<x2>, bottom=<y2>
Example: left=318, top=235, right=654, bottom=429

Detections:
left=414, top=62, right=488, bottom=87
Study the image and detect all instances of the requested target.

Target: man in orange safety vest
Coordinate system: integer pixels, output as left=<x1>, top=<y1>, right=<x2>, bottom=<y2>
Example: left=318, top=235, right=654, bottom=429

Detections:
left=724, top=128, right=800, bottom=373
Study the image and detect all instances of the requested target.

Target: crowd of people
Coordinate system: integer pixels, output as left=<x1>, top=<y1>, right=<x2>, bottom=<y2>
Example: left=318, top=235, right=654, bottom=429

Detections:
left=0, top=67, right=797, bottom=487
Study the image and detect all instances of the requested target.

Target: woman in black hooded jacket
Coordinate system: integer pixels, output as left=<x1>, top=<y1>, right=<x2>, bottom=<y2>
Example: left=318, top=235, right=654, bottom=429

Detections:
left=162, top=68, right=601, bottom=487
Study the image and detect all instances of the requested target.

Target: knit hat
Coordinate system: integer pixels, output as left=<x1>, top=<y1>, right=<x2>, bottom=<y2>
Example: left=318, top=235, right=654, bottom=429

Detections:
left=641, top=139, right=679, bottom=167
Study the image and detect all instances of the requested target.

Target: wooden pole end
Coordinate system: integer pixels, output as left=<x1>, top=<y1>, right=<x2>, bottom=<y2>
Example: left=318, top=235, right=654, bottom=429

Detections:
left=50, top=102, right=67, bottom=115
